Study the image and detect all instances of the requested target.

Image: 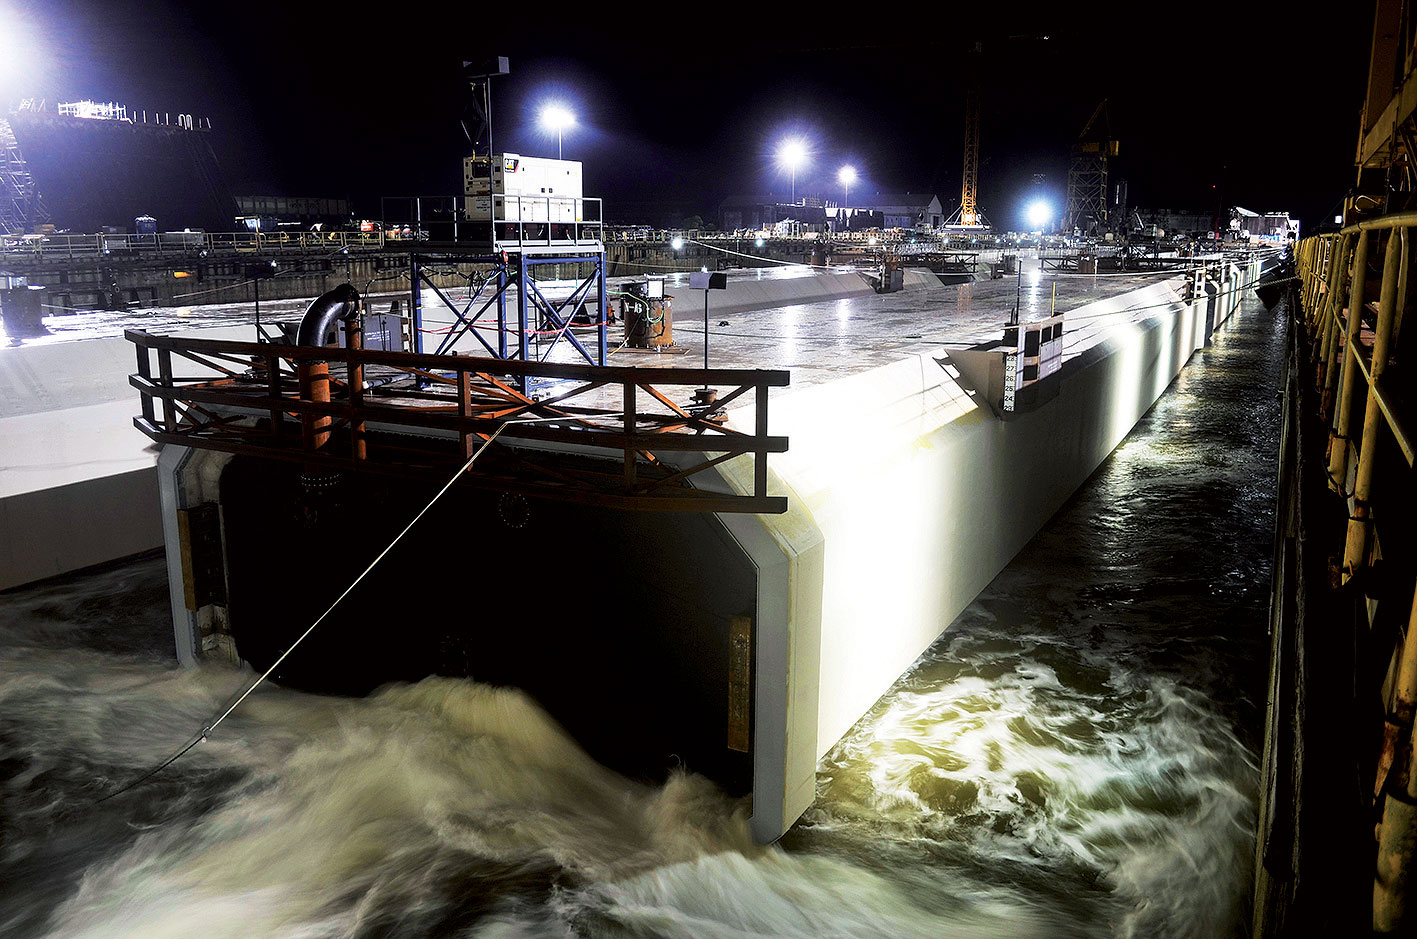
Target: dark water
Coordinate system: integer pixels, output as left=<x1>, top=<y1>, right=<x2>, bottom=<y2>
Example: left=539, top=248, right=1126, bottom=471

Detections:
left=0, top=296, right=1280, bottom=937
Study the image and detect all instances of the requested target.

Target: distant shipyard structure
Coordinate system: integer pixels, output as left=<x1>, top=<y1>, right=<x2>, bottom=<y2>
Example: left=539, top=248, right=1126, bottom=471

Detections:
left=1130, top=206, right=1301, bottom=243
left=2, top=98, right=238, bottom=234
left=717, top=193, right=938, bottom=235
left=0, top=104, right=48, bottom=235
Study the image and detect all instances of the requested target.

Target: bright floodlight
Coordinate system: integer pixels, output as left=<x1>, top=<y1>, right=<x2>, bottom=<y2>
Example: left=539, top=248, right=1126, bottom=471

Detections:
left=671, top=236, right=684, bottom=250
left=540, top=103, right=574, bottom=131
left=0, top=5, right=31, bottom=85
left=1026, top=200, right=1051, bottom=229
left=755, top=237, right=765, bottom=248
left=777, top=138, right=808, bottom=170
left=837, top=164, right=857, bottom=208
left=540, top=103, right=575, bottom=159
left=777, top=138, right=809, bottom=204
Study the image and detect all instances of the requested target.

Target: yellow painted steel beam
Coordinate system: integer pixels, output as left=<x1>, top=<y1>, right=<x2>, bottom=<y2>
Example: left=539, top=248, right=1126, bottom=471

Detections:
left=1342, top=228, right=1404, bottom=580
left=1330, top=230, right=1371, bottom=486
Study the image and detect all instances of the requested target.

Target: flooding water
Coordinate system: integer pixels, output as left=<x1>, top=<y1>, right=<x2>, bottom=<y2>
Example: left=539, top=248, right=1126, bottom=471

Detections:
left=0, top=296, right=1280, bottom=937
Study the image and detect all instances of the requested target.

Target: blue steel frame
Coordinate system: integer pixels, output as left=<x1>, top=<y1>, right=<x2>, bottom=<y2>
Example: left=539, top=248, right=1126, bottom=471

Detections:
left=408, top=246, right=607, bottom=389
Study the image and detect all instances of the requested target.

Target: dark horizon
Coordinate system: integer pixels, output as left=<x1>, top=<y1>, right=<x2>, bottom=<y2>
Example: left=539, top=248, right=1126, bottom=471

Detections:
left=4, top=1, right=1373, bottom=231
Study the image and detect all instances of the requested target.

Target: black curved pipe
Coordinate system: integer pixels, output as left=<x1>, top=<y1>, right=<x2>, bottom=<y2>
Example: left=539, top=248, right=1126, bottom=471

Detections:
left=295, top=283, right=361, bottom=348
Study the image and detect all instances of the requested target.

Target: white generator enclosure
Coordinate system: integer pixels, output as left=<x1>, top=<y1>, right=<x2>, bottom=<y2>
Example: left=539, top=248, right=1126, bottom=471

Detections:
left=463, top=153, right=584, bottom=222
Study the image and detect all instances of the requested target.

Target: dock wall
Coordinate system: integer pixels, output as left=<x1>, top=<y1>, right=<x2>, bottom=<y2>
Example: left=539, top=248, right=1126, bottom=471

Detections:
left=717, top=258, right=1263, bottom=840
left=0, top=326, right=248, bottom=590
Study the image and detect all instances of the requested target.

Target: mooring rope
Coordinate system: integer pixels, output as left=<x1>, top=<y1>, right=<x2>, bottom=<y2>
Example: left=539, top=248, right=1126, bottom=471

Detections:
left=97, top=417, right=563, bottom=803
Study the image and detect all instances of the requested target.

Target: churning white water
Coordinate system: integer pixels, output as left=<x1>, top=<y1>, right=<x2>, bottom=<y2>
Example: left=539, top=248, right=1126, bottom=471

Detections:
left=0, top=296, right=1280, bottom=937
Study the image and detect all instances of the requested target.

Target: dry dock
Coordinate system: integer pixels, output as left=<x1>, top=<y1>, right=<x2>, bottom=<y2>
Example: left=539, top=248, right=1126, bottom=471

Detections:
left=1, top=253, right=1271, bottom=841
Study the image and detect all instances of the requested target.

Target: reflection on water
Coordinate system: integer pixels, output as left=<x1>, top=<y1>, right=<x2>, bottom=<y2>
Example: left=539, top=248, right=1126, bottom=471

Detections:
left=0, top=298, right=1279, bottom=937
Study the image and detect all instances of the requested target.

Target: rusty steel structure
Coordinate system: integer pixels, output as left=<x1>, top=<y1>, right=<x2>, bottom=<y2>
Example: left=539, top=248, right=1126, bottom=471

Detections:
left=1271, top=210, right=1417, bottom=936
left=1251, top=7, right=1417, bottom=935
left=1258, top=1, right=1417, bottom=919
left=127, top=328, right=790, bottom=514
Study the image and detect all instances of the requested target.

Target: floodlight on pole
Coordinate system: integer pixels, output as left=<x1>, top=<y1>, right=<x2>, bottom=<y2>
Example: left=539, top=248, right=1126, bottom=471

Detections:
left=1026, top=199, right=1052, bottom=231
left=540, top=103, right=575, bottom=159
left=777, top=138, right=808, bottom=205
left=837, top=165, right=857, bottom=207
left=0, top=4, right=34, bottom=89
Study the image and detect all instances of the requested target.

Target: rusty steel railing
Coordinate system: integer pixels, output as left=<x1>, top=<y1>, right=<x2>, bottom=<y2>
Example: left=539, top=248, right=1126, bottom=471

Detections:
left=127, top=328, right=790, bottom=513
left=1295, top=214, right=1417, bottom=930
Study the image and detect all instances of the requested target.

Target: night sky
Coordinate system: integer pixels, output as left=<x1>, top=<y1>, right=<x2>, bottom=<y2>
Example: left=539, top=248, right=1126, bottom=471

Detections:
left=4, top=1, right=1375, bottom=230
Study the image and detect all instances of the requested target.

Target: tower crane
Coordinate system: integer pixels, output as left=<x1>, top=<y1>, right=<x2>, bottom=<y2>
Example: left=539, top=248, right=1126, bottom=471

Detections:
left=1064, top=100, right=1119, bottom=234
left=945, top=36, right=1047, bottom=230
left=956, top=42, right=984, bottom=228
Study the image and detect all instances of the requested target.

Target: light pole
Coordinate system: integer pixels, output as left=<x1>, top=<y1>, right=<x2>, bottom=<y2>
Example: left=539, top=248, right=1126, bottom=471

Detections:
left=777, top=138, right=807, bottom=205
left=837, top=165, right=856, bottom=207
left=539, top=103, right=575, bottom=159
left=1015, top=201, right=1052, bottom=325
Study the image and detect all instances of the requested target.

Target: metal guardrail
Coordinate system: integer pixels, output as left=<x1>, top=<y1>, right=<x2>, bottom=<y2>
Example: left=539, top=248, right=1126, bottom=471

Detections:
left=126, top=328, right=790, bottom=513
left=1294, top=214, right=1417, bottom=929
left=484, top=194, right=603, bottom=248
left=1, top=229, right=390, bottom=260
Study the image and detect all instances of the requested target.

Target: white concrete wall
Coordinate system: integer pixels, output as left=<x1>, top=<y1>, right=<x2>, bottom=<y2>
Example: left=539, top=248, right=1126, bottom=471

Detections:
left=665, top=270, right=876, bottom=318
left=722, top=258, right=1261, bottom=841
left=0, top=325, right=254, bottom=589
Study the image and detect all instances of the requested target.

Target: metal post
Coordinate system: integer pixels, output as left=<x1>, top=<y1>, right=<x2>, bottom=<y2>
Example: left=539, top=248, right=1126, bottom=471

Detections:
left=157, top=348, right=174, bottom=431
left=266, top=353, right=282, bottom=439
left=1330, top=230, right=1370, bottom=487
left=703, top=289, right=710, bottom=372
left=1376, top=578, right=1417, bottom=931
left=1343, top=228, right=1404, bottom=581
left=254, top=278, right=261, bottom=340
left=624, top=381, right=636, bottom=490
left=1318, top=235, right=1348, bottom=405
left=755, top=382, right=768, bottom=498
left=1012, top=259, right=1022, bottom=326
left=410, top=254, right=424, bottom=355
left=497, top=264, right=508, bottom=360
left=135, top=341, right=155, bottom=425
left=516, top=254, right=530, bottom=390
left=597, top=251, right=607, bottom=365
left=485, top=81, right=494, bottom=202
left=346, top=319, right=365, bottom=461
left=298, top=360, right=332, bottom=452
left=457, top=369, right=472, bottom=459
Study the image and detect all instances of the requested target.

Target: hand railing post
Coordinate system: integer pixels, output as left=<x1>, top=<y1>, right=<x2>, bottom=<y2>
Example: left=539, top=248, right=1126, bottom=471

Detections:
left=624, top=382, right=637, bottom=490
left=1330, top=230, right=1370, bottom=488
left=1344, top=227, right=1405, bottom=581
left=755, top=381, right=769, bottom=499
left=136, top=339, right=155, bottom=425
left=266, top=352, right=282, bottom=438
left=157, top=348, right=174, bottom=431
left=346, top=320, right=366, bottom=460
left=1320, top=234, right=1352, bottom=415
left=457, top=368, right=472, bottom=459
